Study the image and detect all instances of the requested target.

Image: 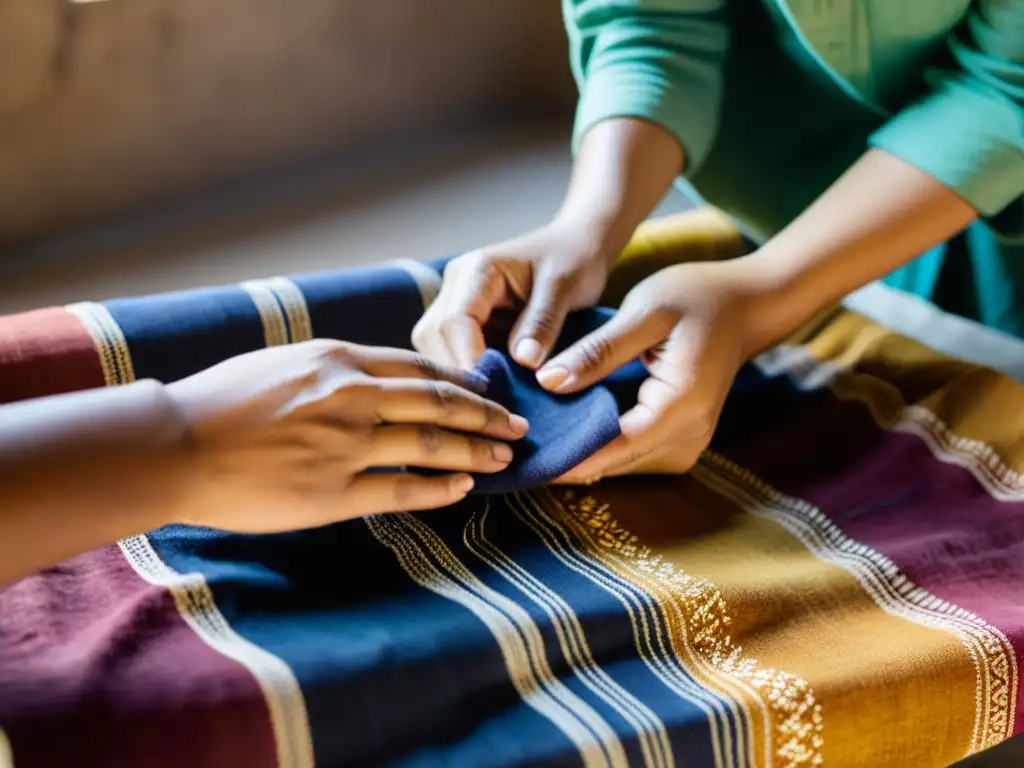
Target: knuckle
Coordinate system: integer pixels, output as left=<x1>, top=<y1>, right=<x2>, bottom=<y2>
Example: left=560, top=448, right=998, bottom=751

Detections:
left=312, top=339, right=352, bottom=362
left=480, top=403, right=502, bottom=430
left=525, top=306, right=559, bottom=337
left=417, top=425, right=444, bottom=455
left=448, top=249, right=491, bottom=276
left=470, top=438, right=497, bottom=464
left=436, top=312, right=462, bottom=334
left=427, top=381, right=460, bottom=410
left=337, top=375, right=378, bottom=401
left=411, top=319, right=431, bottom=348
left=410, top=352, right=443, bottom=378
left=576, top=335, right=614, bottom=370
left=393, top=475, right=417, bottom=507
left=473, top=254, right=505, bottom=285
left=626, top=447, right=652, bottom=466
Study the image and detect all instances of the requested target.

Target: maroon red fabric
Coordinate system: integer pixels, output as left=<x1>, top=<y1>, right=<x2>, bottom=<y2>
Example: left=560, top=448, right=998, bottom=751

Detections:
left=0, top=308, right=106, bottom=405
left=717, top=384, right=1024, bottom=733
left=0, top=546, right=277, bottom=767
left=0, top=307, right=277, bottom=767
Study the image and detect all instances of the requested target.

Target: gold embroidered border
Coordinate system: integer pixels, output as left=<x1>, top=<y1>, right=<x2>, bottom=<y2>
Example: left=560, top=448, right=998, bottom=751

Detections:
left=511, top=491, right=747, bottom=767
left=366, top=512, right=626, bottom=768
left=697, top=450, right=1016, bottom=755
left=467, top=502, right=675, bottom=768
left=540, top=488, right=825, bottom=768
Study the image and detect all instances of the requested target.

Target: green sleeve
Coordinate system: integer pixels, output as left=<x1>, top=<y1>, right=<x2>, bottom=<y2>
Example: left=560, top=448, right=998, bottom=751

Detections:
left=564, top=0, right=730, bottom=175
left=869, top=0, right=1024, bottom=217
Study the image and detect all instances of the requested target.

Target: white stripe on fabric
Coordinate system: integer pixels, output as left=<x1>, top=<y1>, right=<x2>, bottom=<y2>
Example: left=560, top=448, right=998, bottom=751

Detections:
left=239, top=281, right=290, bottom=348
left=119, top=536, right=315, bottom=768
left=390, top=259, right=443, bottom=310
left=263, top=277, right=314, bottom=343
left=843, top=282, right=1024, bottom=383
left=0, top=728, right=12, bottom=768
left=66, top=299, right=315, bottom=768
left=695, top=452, right=1017, bottom=756
left=466, top=501, right=675, bottom=768
left=366, top=512, right=625, bottom=768
left=516, top=491, right=744, bottom=768
left=753, top=345, right=1024, bottom=501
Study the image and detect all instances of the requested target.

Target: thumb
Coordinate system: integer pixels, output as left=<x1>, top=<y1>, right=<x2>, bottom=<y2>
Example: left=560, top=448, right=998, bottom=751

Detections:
left=535, top=308, right=672, bottom=393
left=509, top=273, right=574, bottom=369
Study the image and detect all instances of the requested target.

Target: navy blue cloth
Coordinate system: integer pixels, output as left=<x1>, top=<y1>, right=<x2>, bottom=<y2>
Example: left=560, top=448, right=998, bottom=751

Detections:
left=94, top=261, right=741, bottom=767
left=468, top=349, right=621, bottom=494
left=462, top=307, right=647, bottom=493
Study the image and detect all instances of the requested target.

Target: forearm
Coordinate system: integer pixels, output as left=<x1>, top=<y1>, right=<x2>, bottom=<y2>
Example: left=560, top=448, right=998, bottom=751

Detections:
left=0, top=381, right=188, bottom=587
left=552, top=118, right=683, bottom=264
left=733, top=149, right=978, bottom=352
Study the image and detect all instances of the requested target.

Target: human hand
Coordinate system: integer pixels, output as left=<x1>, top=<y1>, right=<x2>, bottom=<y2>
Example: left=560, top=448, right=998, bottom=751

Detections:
left=534, top=261, right=762, bottom=480
left=165, top=340, right=529, bottom=531
left=412, top=224, right=612, bottom=370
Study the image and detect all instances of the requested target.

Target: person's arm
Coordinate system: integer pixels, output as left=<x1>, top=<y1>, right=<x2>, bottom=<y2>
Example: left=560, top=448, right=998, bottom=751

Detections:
left=731, top=149, right=978, bottom=352
left=556, top=0, right=731, bottom=256
left=532, top=150, right=979, bottom=483
left=732, top=0, right=1024, bottom=351
left=551, top=118, right=683, bottom=268
left=0, top=342, right=527, bottom=590
left=0, top=381, right=189, bottom=588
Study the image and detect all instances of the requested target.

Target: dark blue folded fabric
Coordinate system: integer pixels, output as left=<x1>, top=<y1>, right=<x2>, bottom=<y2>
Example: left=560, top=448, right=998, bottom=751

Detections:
left=464, top=308, right=647, bottom=494
left=468, top=349, right=621, bottom=493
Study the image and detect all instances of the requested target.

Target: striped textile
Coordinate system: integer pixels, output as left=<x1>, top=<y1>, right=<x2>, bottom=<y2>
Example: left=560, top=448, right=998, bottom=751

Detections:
left=0, top=239, right=1021, bottom=767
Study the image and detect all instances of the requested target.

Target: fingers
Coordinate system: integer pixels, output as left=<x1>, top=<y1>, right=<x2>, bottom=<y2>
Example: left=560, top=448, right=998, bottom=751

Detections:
left=555, top=439, right=702, bottom=483
left=557, top=377, right=711, bottom=482
left=509, top=273, right=574, bottom=369
left=536, top=308, right=674, bottom=393
left=361, top=424, right=514, bottom=473
left=345, top=345, right=488, bottom=394
left=346, top=472, right=476, bottom=515
left=370, top=378, right=529, bottom=439
left=442, top=316, right=488, bottom=372
left=412, top=257, right=505, bottom=370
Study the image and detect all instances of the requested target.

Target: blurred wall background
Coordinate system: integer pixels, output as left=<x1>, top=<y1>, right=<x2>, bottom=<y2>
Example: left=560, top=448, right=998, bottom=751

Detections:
left=0, top=0, right=575, bottom=249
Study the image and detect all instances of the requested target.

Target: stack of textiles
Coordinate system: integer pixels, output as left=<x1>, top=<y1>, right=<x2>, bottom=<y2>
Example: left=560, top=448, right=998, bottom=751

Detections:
left=0, top=221, right=1021, bottom=767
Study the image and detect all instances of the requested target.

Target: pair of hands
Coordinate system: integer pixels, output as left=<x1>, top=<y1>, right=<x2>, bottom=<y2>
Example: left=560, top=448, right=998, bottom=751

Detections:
left=413, top=224, right=761, bottom=482
left=167, top=223, right=759, bottom=535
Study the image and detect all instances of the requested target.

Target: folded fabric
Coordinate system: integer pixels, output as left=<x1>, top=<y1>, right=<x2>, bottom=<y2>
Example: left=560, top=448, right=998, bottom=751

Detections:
left=467, top=349, right=620, bottom=493
left=457, top=308, right=647, bottom=494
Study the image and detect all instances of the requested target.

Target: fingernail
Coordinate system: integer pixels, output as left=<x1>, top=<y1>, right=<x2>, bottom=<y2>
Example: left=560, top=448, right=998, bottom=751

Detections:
left=491, top=442, right=514, bottom=463
left=515, top=338, right=544, bottom=368
left=508, top=414, right=529, bottom=436
left=537, top=365, right=570, bottom=391
left=452, top=474, right=474, bottom=494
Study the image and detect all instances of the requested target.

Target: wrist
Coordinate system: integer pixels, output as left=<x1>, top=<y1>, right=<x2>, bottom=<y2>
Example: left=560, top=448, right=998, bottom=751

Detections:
left=122, top=380, right=195, bottom=530
left=542, top=215, right=622, bottom=269
left=161, top=380, right=206, bottom=526
left=718, top=254, right=811, bottom=356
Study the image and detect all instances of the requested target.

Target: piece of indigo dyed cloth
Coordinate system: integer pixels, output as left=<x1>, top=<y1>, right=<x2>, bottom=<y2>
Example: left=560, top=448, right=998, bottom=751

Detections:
left=1, top=259, right=1023, bottom=768
left=431, top=305, right=645, bottom=494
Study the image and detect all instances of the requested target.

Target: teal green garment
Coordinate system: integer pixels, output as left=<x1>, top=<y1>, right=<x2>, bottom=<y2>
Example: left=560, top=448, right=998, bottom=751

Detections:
left=563, top=0, right=1024, bottom=336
